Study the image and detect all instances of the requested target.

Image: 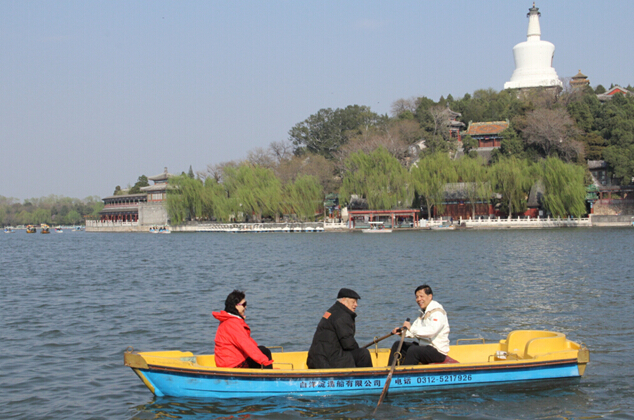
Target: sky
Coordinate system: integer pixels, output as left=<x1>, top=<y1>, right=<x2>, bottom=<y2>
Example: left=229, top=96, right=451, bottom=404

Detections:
left=1, top=1, right=633, bottom=201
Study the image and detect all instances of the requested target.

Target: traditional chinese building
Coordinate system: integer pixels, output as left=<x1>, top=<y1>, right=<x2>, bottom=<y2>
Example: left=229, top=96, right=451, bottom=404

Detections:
left=432, top=183, right=495, bottom=219
left=570, top=70, right=590, bottom=90
left=347, top=209, right=420, bottom=228
left=448, top=108, right=465, bottom=142
left=465, top=121, right=509, bottom=148
left=597, top=86, right=632, bottom=102
left=99, top=193, right=146, bottom=222
left=98, top=167, right=175, bottom=226
left=141, top=167, right=175, bottom=201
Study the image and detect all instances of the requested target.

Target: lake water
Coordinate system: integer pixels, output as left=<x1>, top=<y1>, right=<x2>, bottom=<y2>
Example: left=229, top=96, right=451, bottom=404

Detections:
left=1, top=228, right=633, bottom=420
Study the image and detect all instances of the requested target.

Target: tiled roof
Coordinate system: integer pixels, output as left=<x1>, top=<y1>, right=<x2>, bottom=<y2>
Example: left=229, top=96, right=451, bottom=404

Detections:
left=99, top=206, right=140, bottom=214
left=466, top=121, right=509, bottom=136
left=597, top=86, right=632, bottom=101
left=102, top=193, right=147, bottom=201
left=587, top=160, right=607, bottom=170
left=141, top=184, right=170, bottom=192
left=148, top=167, right=176, bottom=181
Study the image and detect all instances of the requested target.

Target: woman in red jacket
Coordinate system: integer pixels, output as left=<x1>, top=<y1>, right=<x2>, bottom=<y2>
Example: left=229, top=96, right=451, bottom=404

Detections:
left=213, top=290, right=274, bottom=369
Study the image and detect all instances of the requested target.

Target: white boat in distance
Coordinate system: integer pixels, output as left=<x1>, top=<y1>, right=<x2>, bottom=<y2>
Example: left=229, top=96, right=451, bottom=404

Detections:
left=362, top=221, right=392, bottom=233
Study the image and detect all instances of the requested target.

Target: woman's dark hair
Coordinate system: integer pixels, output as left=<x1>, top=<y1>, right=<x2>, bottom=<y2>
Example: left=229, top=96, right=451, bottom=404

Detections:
left=415, top=284, right=433, bottom=296
left=224, top=289, right=246, bottom=317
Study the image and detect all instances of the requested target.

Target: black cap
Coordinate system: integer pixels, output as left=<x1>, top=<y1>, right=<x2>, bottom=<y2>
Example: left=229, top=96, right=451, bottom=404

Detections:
left=337, top=288, right=360, bottom=300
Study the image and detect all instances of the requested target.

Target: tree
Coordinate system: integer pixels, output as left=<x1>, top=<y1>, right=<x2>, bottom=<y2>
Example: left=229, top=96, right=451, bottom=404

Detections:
left=539, top=157, right=587, bottom=218
left=490, top=157, right=533, bottom=217
left=461, top=135, right=478, bottom=156
left=275, top=154, right=339, bottom=194
left=603, top=144, right=634, bottom=182
left=390, top=97, right=418, bottom=118
left=187, top=166, right=195, bottom=179
left=582, top=132, right=607, bottom=161
left=166, top=175, right=204, bottom=224
left=333, top=122, right=411, bottom=172
left=129, top=175, right=149, bottom=194
left=200, top=177, right=231, bottom=222
left=410, top=152, right=457, bottom=218
left=289, top=105, right=381, bottom=159
left=283, top=175, right=324, bottom=221
left=496, top=126, right=526, bottom=159
left=339, top=147, right=412, bottom=210
left=522, top=108, right=583, bottom=161
left=66, top=210, right=82, bottom=225
left=420, top=134, right=451, bottom=157
left=454, top=156, right=491, bottom=219
left=223, top=164, right=282, bottom=222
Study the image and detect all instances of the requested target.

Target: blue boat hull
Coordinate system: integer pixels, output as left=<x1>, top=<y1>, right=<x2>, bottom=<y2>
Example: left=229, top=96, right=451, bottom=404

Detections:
left=135, top=360, right=580, bottom=398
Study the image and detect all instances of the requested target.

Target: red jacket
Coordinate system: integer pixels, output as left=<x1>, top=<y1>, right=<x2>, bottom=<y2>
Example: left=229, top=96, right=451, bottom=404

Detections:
left=213, top=311, right=273, bottom=368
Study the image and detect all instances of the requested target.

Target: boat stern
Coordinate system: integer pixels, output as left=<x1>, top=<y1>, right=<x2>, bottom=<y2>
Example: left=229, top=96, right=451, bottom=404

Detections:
left=577, top=345, right=590, bottom=376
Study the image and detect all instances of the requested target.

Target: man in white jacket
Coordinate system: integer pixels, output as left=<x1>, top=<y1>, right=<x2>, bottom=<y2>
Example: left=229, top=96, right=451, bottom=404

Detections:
left=388, top=284, right=450, bottom=365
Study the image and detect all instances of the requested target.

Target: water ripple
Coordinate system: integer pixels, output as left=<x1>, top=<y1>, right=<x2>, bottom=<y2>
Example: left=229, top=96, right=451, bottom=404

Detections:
left=1, top=228, right=633, bottom=419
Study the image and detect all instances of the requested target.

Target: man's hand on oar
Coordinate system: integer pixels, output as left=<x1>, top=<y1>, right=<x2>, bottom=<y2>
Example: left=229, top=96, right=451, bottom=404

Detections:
left=391, top=319, right=412, bottom=335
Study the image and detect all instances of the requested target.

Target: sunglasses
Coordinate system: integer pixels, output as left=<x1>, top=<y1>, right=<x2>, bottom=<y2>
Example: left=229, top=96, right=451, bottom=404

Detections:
left=238, top=301, right=247, bottom=308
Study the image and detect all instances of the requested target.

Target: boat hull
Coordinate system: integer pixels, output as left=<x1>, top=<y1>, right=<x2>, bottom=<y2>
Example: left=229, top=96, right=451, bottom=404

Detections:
left=131, top=359, right=581, bottom=398
left=125, top=329, right=588, bottom=399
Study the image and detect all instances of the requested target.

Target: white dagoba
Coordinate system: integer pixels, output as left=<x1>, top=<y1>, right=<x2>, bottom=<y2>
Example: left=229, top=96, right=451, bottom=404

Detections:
left=504, top=3, right=563, bottom=90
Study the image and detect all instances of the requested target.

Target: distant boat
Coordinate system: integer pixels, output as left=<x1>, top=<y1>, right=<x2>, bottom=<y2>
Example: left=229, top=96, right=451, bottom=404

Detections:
left=362, top=221, right=392, bottom=233
left=4, top=227, right=15, bottom=233
left=41, top=224, right=50, bottom=234
left=26, top=225, right=37, bottom=234
left=55, top=226, right=63, bottom=233
left=430, top=222, right=455, bottom=231
left=150, top=226, right=170, bottom=234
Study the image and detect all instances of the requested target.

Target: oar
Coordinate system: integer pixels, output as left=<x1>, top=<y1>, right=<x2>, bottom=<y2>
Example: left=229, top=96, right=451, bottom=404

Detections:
left=361, top=324, right=409, bottom=349
left=373, top=318, right=409, bottom=414
left=361, top=331, right=396, bottom=349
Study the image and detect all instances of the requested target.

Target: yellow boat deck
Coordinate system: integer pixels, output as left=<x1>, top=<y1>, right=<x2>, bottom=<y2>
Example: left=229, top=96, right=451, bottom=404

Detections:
left=126, top=330, right=589, bottom=375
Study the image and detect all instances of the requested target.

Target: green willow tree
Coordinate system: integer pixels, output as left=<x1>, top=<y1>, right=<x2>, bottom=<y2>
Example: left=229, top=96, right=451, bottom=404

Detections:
left=490, top=156, right=534, bottom=217
left=455, top=156, right=492, bottom=219
left=283, top=175, right=324, bottom=221
left=166, top=175, right=204, bottom=224
left=540, top=157, right=587, bottom=218
left=339, top=147, right=412, bottom=210
left=201, top=177, right=231, bottom=222
left=410, top=152, right=457, bottom=218
left=223, top=164, right=282, bottom=222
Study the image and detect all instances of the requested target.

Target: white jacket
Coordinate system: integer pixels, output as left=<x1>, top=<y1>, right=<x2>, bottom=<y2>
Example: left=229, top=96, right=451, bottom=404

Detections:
left=405, top=300, right=450, bottom=355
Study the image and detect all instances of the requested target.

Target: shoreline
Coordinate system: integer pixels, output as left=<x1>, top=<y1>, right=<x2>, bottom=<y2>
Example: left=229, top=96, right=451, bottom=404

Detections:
left=84, top=215, right=633, bottom=233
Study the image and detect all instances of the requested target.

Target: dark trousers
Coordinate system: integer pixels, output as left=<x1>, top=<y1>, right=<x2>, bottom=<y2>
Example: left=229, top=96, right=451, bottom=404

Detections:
left=349, top=347, right=373, bottom=368
left=246, top=346, right=273, bottom=369
left=388, top=341, right=446, bottom=366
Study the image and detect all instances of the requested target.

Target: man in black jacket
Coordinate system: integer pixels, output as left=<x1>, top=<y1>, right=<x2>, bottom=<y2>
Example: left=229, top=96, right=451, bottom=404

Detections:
left=306, top=288, right=372, bottom=369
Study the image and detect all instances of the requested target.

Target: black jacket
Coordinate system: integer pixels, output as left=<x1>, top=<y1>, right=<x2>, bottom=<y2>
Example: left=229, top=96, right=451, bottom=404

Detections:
left=306, top=301, right=360, bottom=369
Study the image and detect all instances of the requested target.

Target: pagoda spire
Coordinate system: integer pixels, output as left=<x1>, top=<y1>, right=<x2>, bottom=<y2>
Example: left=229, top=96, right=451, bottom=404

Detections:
left=527, top=3, right=541, bottom=41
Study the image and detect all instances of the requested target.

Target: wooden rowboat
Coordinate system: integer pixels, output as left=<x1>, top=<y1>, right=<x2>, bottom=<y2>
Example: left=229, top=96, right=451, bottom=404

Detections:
left=124, top=330, right=589, bottom=399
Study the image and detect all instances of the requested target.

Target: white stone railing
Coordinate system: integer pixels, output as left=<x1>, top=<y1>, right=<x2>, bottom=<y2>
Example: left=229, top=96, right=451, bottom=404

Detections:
left=449, top=216, right=592, bottom=228
left=194, top=222, right=324, bottom=233
left=324, top=220, right=348, bottom=229
left=86, top=220, right=139, bottom=227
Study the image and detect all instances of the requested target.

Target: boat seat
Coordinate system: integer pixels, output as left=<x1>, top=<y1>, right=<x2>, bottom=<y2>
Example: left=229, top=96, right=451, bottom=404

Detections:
left=431, top=356, right=459, bottom=364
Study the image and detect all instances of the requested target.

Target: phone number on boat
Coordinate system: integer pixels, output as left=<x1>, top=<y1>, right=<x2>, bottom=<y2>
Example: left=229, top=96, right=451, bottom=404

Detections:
left=416, top=374, right=473, bottom=384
